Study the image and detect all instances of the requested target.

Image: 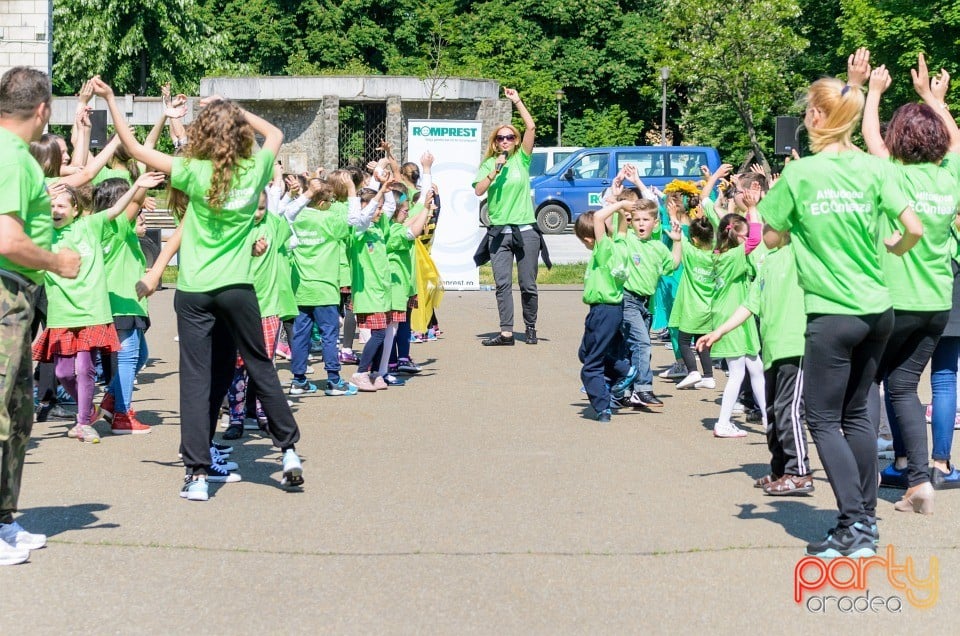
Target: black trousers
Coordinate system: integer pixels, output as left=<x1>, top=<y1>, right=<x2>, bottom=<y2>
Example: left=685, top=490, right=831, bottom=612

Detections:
left=804, top=310, right=893, bottom=528
left=175, top=285, right=300, bottom=474
left=878, top=309, right=949, bottom=487
left=765, top=357, right=809, bottom=477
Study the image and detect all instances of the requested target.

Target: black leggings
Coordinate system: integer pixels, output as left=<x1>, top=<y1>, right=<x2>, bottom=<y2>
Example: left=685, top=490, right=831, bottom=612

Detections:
left=175, top=285, right=300, bottom=475
left=679, top=331, right=712, bottom=377
left=804, top=310, right=893, bottom=528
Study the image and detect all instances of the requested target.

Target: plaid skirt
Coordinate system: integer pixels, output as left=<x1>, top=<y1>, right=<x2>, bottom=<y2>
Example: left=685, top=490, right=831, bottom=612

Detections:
left=357, top=312, right=389, bottom=330
left=236, top=315, right=281, bottom=367
left=33, top=323, right=121, bottom=362
left=389, top=310, right=406, bottom=323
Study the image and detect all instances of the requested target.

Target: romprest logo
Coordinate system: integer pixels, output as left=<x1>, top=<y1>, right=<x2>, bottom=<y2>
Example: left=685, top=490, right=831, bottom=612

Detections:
left=413, top=126, right=478, bottom=138
left=794, top=546, right=939, bottom=613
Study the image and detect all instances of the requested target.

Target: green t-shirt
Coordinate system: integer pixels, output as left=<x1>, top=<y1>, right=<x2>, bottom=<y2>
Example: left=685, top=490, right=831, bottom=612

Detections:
left=582, top=234, right=628, bottom=305
left=291, top=205, right=351, bottom=306
left=744, top=244, right=806, bottom=369
left=251, top=213, right=297, bottom=320
left=386, top=216, right=417, bottom=311
left=668, top=238, right=715, bottom=333
left=879, top=156, right=960, bottom=311
left=102, top=213, right=148, bottom=317
left=710, top=245, right=759, bottom=358
left=474, top=148, right=535, bottom=225
left=758, top=151, right=909, bottom=315
left=91, top=166, right=133, bottom=186
left=0, top=127, right=52, bottom=284
left=45, top=213, right=114, bottom=328
left=621, top=231, right=674, bottom=296
left=349, top=223, right=391, bottom=314
left=171, top=149, right=274, bottom=293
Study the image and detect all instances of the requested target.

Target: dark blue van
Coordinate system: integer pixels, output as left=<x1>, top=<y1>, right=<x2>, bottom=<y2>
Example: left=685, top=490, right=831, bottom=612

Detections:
left=530, top=146, right=722, bottom=233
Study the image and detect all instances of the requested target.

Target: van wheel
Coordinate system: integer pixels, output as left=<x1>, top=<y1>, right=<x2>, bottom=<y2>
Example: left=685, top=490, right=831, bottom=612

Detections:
left=537, top=204, right=568, bottom=234
left=479, top=201, right=491, bottom=227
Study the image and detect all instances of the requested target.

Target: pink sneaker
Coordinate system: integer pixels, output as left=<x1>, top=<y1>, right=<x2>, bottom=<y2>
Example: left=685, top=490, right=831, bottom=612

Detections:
left=275, top=342, right=292, bottom=360
left=926, top=404, right=932, bottom=423
left=371, top=374, right=388, bottom=390
left=351, top=372, right=377, bottom=392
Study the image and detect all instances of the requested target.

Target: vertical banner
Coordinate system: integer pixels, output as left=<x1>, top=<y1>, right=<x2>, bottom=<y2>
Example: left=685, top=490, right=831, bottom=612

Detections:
left=406, top=120, right=485, bottom=290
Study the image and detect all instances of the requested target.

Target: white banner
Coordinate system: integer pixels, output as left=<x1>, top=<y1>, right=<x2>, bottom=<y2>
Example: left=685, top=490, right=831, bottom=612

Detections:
left=406, top=120, right=485, bottom=290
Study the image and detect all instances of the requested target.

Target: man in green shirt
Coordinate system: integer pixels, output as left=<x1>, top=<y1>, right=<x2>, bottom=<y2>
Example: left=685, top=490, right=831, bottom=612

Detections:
left=0, top=67, right=81, bottom=564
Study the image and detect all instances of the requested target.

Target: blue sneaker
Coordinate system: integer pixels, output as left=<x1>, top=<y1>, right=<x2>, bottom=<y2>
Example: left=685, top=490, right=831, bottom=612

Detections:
left=382, top=373, right=406, bottom=386
left=324, top=378, right=358, bottom=396
left=179, top=476, right=209, bottom=501
left=289, top=379, right=318, bottom=396
left=611, top=366, right=638, bottom=395
left=597, top=408, right=612, bottom=423
left=880, top=463, right=909, bottom=489
left=56, top=386, right=76, bottom=405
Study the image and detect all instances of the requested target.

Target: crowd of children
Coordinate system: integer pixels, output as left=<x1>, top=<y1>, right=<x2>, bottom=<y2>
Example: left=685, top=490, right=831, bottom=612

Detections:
left=17, top=73, right=444, bottom=507
left=575, top=48, right=960, bottom=560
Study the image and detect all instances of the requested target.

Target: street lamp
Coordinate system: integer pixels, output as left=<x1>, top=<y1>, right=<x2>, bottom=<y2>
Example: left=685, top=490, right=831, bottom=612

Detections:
left=660, top=67, right=670, bottom=146
left=555, top=88, right=565, bottom=146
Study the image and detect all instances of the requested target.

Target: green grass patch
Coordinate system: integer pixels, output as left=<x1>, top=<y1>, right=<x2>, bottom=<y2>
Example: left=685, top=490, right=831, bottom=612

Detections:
left=479, top=262, right=585, bottom=285
left=164, top=263, right=586, bottom=286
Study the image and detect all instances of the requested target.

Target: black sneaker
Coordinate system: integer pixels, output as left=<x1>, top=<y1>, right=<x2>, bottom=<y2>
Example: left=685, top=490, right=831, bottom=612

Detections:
left=805, top=522, right=876, bottom=559
left=482, top=334, right=515, bottom=346
left=222, top=424, right=243, bottom=440
left=49, top=404, right=77, bottom=420
left=525, top=327, right=538, bottom=345
left=630, top=391, right=664, bottom=408
left=34, top=402, right=52, bottom=422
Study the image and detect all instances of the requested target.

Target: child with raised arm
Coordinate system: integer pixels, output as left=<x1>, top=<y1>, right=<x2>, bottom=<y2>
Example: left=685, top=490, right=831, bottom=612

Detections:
left=575, top=200, right=632, bottom=422
left=699, top=233, right=811, bottom=491
left=33, top=172, right=164, bottom=443
left=668, top=216, right=716, bottom=390
left=618, top=195, right=681, bottom=408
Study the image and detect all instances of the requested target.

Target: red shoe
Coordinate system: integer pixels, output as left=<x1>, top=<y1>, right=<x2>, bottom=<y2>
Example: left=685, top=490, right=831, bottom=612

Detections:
left=99, top=393, right=115, bottom=424
left=111, top=411, right=151, bottom=435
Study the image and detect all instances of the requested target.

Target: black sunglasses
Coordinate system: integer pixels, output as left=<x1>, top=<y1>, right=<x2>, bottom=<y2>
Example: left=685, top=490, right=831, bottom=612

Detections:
left=495, top=134, right=517, bottom=141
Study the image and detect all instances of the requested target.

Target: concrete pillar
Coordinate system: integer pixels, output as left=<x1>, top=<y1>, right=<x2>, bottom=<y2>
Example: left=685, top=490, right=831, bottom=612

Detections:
left=322, top=95, right=340, bottom=170
left=385, top=95, right=403, bottom=161
left=476, top=98, right=515, bottom=162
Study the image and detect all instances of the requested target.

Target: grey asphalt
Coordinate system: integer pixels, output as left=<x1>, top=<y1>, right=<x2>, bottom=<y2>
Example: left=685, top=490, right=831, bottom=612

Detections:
left=2, top=287, right=956, bottom=633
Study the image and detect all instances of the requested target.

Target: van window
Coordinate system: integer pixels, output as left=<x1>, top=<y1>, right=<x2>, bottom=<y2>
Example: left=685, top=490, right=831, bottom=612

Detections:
left=618, top=151, right=664, bottom=178
left=569, top=153, right=608, bottom=179
left=554, top=151, right=576, bottom=165
left=529, top=153, right=548, bottom=177
left=670, top=151, right=709, bottom=177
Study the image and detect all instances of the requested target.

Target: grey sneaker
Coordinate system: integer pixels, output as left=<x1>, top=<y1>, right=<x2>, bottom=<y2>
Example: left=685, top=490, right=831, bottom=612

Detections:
left=659, top=361, right=688, bottom=379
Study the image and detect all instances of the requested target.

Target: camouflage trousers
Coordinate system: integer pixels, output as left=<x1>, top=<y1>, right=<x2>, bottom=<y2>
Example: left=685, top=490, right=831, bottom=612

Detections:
left=0, top=274, right=36, bottom=524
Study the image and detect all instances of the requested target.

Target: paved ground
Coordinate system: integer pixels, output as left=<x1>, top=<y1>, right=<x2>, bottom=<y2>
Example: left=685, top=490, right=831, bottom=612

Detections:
left=1, top=287, right=956, bottom=633
left=542, top=229, right=585, bottom=264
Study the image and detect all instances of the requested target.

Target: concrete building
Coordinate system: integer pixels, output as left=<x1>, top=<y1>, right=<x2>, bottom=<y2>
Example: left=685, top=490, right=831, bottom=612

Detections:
left=50, top=76, right=512, bottom=169
left=0, top=1, right=51, bottom=78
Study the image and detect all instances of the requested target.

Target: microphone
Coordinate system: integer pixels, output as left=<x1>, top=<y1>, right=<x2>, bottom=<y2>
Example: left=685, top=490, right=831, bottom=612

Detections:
left=495, top=151, right=508, bottom=173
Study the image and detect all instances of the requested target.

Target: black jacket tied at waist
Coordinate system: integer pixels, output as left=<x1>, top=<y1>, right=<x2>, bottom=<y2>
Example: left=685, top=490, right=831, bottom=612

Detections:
left=473, top=225, right=552, bottom=269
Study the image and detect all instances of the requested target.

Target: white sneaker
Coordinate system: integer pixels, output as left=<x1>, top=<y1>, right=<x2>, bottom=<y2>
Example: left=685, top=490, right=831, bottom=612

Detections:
left=732, top=402, right=745, bottom=415
left=714, top=423, right=747, bottom=438
left=694, top=377, right=716, bottom=389
left=0, top=538, right=29, bottom=565
left=210, top=446, right=239, bottom=471
left=281, top=449, right=304, bottom=488
left=676, top=371, right=702, bottom=389
left=304, top=365, right=315, bottom=375
left=877, top=437, right=894, bottom=459
left=0, top=521, right=46, bottom=550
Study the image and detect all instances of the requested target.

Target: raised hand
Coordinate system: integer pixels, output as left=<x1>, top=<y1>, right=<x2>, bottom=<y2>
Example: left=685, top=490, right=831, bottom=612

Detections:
left=89, top=76, right=114, bottom=99
left=135, top=171, right=166, bottom=190
left=284, top=174, right=301, bottom=196
left=77, top=79, right=94, bottom=106
left=869, top=65, right=892, bottom=95
left=503, top=87, right=520, bottom=103
left=421, top=151, right=435, bottom=169
left=931, top=68, right=951, bottom=103
left=847, top=47, right=871, bottom=88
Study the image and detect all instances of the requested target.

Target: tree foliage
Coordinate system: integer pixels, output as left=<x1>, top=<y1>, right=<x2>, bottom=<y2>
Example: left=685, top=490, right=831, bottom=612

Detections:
left=50, top=0, right=955, bottom=164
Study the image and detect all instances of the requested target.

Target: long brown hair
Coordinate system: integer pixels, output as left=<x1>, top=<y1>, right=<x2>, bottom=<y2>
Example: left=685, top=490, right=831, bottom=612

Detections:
left=29, top=133, right=62, bottom=177
left=482, top=124, right=521, bottom=160
left=182, top=100, right=254, bottom=210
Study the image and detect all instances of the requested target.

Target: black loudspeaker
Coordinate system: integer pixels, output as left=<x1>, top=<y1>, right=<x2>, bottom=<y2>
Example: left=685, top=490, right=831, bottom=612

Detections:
left=141, top=230, right=162, bottom=268
left=774, top=116, right=800, bottom=156
left=89, top=110, right=108, bottom=149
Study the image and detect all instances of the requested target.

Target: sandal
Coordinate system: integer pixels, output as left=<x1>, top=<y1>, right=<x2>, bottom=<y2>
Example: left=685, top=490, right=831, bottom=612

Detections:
left=764, top=474, right=814, bottom=496
left=754, top=474, right=780, bottom=489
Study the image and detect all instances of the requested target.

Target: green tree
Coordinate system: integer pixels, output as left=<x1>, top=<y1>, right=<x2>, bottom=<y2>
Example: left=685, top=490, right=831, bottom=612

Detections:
left=657, top=0, right=808, bottom=168
left=563, top=105, right=644, bottom=146
left=53, top=0, right=224, bottom=95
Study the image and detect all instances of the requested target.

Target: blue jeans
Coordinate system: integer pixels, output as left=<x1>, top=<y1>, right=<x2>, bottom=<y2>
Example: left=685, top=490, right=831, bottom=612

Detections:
left=579, top=303, right=628, bottom=414
left=292, top=305, right=341, bottom=382
left=108, top=328, right=148, bottom=414
left=622, top=290, right=653, bottom=392
left=930, top=335, right=960, bottom=462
